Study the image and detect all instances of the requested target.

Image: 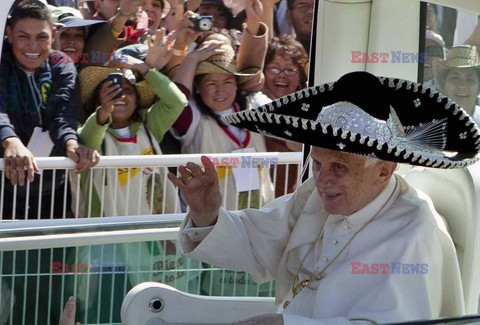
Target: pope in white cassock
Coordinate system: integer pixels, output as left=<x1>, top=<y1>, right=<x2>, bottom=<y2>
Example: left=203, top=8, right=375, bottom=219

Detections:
left=168, top=71, right=480, bottom=324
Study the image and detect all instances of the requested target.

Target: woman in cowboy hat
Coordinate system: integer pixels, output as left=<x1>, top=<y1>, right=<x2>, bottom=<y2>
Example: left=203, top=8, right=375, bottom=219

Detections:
left=77, top=28, right=186, bottom=217
left=67, top=31, right=199, bottom=323
left=171, top=0, right=274, bottom=212
left=433, top=45, right=480, bottom=125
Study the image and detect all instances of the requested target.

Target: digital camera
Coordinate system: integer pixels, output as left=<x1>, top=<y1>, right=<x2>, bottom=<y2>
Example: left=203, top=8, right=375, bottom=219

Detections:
left=189, top=15, right=213, bottom=32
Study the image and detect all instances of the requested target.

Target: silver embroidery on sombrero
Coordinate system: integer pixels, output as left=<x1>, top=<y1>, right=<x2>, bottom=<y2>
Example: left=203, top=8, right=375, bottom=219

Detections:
left=316, top=101, right=450, bottom=162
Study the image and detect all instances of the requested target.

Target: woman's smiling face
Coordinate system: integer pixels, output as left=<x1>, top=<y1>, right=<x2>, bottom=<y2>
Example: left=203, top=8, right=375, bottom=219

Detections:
left=443, top=67, right=480, bottom=115
left=264, top=54, right=301, bottom=99
left=198, top=73, right=237, bottom=112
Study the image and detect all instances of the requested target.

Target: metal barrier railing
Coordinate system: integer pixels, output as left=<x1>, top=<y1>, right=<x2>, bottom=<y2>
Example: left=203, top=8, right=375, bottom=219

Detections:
left=0, top=153, right=302, bottom=325
left=0, top=152, right=303, bottom=220
left=0, top=215, right=275, bottom=325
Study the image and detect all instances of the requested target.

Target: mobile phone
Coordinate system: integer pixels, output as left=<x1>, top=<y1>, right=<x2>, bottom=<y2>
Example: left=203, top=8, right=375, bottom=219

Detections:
left=107, top=72, right=124, bottom=100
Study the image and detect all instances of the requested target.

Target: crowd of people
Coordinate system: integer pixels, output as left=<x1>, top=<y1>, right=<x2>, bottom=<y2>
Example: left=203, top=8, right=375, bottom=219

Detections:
left=0, top=0, right=315, bottom=220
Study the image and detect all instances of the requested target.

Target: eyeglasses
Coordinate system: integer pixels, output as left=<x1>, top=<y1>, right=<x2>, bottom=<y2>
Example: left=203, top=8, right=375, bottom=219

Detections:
left=266, top=66, right=299, bottom=76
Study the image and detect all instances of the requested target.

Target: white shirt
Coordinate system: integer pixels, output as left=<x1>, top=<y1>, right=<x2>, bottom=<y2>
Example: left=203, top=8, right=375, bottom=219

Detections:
left=180, top=176, right=464, bottom=324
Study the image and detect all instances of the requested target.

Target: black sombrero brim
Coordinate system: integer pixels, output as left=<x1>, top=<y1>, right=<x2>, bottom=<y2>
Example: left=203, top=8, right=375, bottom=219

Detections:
left=222, top=71, right=480, bottom=168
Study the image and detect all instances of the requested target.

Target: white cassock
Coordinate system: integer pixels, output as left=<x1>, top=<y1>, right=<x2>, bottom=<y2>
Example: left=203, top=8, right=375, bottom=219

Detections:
left=179, top=175, right=465, bottom=324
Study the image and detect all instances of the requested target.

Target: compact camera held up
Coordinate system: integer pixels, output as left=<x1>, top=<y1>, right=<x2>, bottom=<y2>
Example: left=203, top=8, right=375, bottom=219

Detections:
left=189, top=15, right=213, bottom=31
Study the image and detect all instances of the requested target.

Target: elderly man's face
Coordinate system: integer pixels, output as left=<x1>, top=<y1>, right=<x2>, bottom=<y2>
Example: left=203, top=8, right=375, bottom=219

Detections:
left=311, top=147, right=395, bottom=216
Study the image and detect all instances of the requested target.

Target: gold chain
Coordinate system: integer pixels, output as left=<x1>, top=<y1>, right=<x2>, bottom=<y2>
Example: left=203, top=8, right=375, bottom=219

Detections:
left=284, top=177, right=399, bottom=309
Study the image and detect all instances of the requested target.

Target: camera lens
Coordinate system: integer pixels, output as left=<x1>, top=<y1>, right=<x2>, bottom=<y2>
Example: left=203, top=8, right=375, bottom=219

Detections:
left=199, top=18, right=212, bottom=31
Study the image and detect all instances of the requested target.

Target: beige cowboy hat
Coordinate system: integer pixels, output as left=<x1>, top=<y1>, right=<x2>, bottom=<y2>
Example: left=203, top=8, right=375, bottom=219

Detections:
left=195, top=46, right=260, bottom=84
left=432, top=45, right=480, bottom=90
left=79, top=66, right=156, bottom=114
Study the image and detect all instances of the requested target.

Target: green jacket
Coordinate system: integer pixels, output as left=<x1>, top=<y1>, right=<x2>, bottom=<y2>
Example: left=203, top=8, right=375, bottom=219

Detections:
left=78, top=69, right=187, bottom=217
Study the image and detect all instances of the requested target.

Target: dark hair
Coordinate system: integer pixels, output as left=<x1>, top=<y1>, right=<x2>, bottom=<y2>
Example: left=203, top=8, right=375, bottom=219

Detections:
left=199, top=2, right=234, bottom=29
left=193, top=74, right=246, bottom=124
left=287, top=0, right=296, bottom=10
left=265, top=35, right=308, bottom=88
left=8, top=0, right=53, bottom=29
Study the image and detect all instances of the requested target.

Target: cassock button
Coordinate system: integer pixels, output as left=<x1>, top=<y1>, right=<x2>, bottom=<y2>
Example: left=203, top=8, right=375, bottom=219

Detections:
left=331, top=239, right=338, bottom=245
left=343, top=224, right=350, bottom=230
left=322, top=256, right=328, bottom=262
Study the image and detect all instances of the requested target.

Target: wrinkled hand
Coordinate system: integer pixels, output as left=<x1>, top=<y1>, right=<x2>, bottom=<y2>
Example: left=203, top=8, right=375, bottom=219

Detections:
left=145, top=28, right=174, bottom=70
left=167, top=156, right=222, bottom=227
left=65, top=140, right=100, bottom=174
left=245, top=0, right=263, bottom=34
left=173, top=11, right=201, bottom=49
left=2, top=137, right=39, bottom=186
left=60, top=297, right=81, bottom=325
left=119, top=0, right=145, bottom=16
left=231, top=314, right=283, bottom=325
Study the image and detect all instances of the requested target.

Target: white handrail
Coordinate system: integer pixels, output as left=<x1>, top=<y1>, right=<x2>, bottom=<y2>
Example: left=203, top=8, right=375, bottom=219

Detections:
left=0, top=152, right=303, bottom=169
left=0, top=214, right=187, bottom=251
left=0, top=227, right=180, bottom=251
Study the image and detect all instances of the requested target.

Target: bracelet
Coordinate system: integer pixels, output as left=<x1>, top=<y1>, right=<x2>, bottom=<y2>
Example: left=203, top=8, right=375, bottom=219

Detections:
left=173, top=47, right=188, bottom=56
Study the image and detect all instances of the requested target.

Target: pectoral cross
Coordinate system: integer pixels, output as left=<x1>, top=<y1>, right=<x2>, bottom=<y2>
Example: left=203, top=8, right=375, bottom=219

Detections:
left=283, top=273, right=323, bottom=309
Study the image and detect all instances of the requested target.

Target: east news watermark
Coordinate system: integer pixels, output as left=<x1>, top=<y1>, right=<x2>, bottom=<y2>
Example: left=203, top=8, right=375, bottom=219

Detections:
left=51, top=50, right=128, bottom=65
left=202, top=156, right=279, bottom=169
left=351, top=262, right=428, bottom=274
left=351, top=51, right=429, bottom=64
left=51, top=262, right=128, bottom=274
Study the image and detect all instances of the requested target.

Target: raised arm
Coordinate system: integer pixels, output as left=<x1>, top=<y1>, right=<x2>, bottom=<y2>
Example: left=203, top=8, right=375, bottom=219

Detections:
left=166, top=11, right=201, bottom=76
left=237, top=0, right=269, bottom=93
left=172, top=39, right=225, bottom=92
left=260, top=0, right=277, bottom=39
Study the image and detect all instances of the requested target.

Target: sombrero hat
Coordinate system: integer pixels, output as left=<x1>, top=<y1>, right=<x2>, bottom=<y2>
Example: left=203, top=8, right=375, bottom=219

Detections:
left=222, top=71, right=480, bottom=168
left=79, top=66, right=156, bottom=113
left=432, top=45, right=480, bottom=92
left=195, top=46, right=260, bottom=84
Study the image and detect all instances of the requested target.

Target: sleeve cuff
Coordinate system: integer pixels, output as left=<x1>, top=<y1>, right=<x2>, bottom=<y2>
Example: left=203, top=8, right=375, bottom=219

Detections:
left=62, top=133, right=78, bottom=144
left=0, top=127, right=18, bottom=142
left=243, top=22, right=267, bottom=38
left=183, top=217, right=215, bottom=242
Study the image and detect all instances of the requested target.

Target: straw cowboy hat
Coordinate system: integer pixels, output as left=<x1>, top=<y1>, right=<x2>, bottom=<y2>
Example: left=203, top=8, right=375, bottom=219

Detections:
left=195, top=45, right=260, bottom=84
left=79, top=66, right=156, bottom=113
left=432, top=45, right=480, bottom=91
left=222, top=71, right=480, bottom=168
